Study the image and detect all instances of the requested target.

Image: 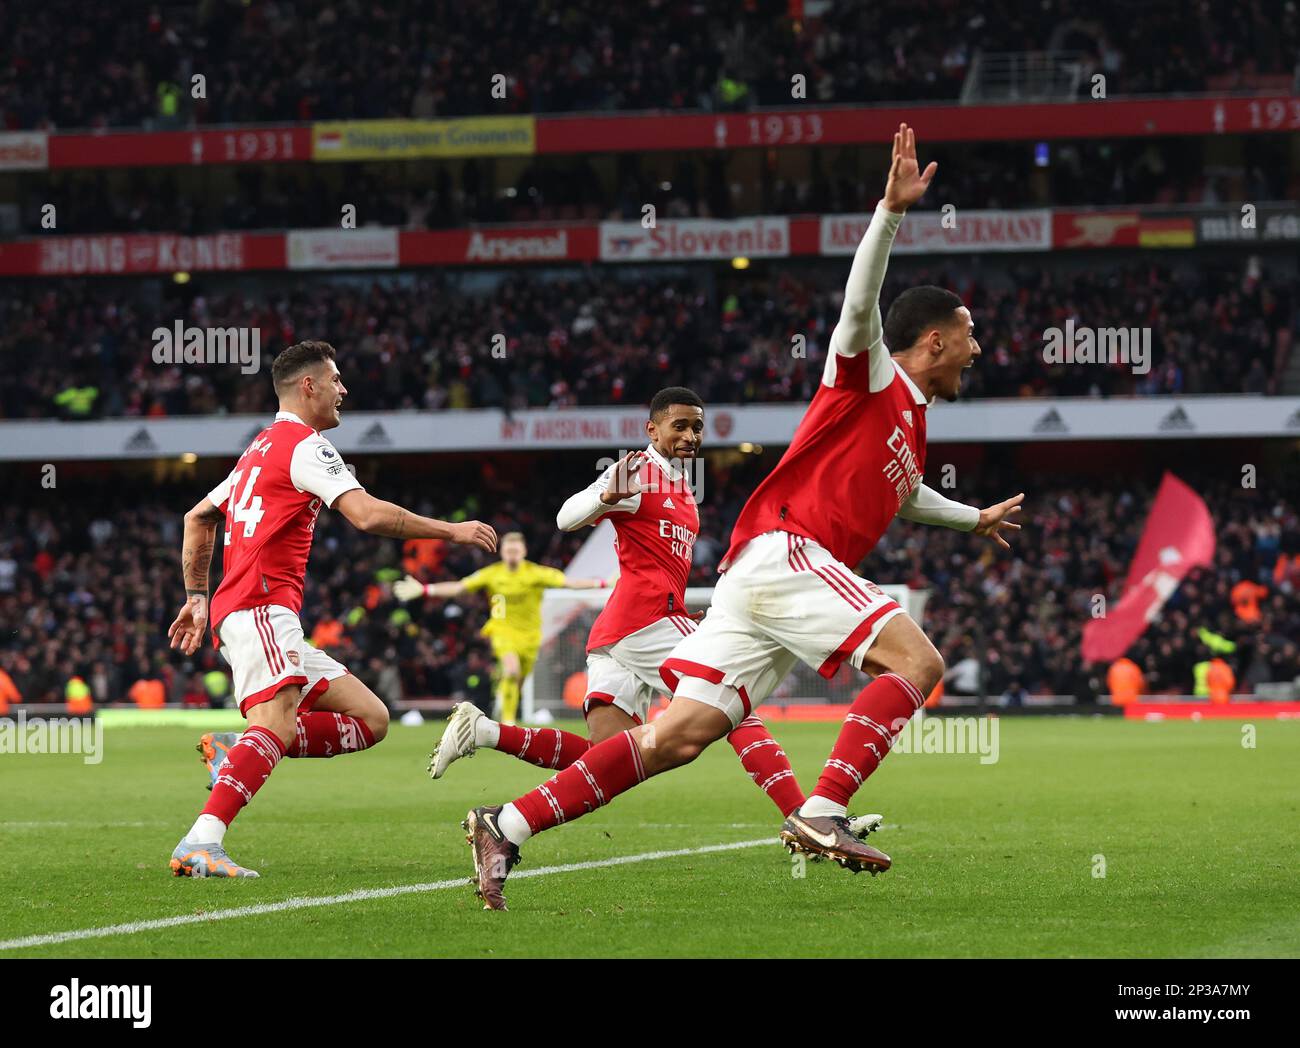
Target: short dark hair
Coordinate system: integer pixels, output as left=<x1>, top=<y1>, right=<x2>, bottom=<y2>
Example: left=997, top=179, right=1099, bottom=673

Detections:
left=649, top=386, right=704, bottom=420
left=883, top=286, right=965, bottom=354
left=272, top=340, right=336, bottom=394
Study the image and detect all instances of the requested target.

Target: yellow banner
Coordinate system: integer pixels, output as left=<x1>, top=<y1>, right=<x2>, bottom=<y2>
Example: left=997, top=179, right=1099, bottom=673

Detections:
left=312, top=117, right=535, bottom=160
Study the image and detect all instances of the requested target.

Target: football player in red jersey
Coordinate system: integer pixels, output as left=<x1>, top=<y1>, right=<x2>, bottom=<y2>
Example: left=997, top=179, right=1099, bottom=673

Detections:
left=166, top=340, right=496, bottom=878
left=465, top=125, right=1025, bottom=909
left=428, top=388, right=847, bottom=834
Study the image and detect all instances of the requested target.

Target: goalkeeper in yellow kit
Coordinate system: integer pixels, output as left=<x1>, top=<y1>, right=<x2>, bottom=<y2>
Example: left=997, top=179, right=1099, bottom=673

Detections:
left=394, top=532, right=607, bottom=724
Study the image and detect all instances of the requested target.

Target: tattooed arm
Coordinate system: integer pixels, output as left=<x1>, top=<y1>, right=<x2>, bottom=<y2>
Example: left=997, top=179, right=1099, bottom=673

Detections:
left=167, top=496, right=225, bottom=656
left=334, top=490, right=497, bottom=550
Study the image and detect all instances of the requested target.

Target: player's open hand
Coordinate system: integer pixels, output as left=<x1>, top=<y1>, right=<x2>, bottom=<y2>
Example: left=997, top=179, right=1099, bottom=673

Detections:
left=449, top=520, right=497, bottom=552
left=882, top=123, right=937, bottom=214
left=601, top=451, right=644, bottom=505
left=392, top=574, right=427, bottom=602
left=973, top=493, right=1025, bottom=551
left=167, top=594, right=208, bottom=656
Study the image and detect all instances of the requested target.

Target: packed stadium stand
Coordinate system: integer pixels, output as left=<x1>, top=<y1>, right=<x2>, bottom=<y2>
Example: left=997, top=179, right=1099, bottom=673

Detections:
left=3, top=258, right=1296, bottom=423
left=3, top=1, right=1297, bottom=129
left=2, top=447, right=1298, bottom=709
left=1, top=0, right=1298, bottom=724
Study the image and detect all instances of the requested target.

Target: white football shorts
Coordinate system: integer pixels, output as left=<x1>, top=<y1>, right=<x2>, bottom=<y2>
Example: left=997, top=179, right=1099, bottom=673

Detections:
left=660, top=530, right=905, bottom=727
left=216, top=604, right=350, bottom=716
left=584, top=613, right=698, bottom=724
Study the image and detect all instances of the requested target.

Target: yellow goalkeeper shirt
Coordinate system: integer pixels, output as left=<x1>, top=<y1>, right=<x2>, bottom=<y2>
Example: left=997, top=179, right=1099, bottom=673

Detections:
left=461, top=560, right=568, bottom=650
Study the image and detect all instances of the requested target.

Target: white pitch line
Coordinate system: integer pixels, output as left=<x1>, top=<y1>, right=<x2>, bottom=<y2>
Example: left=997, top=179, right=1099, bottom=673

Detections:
left=0, top=837, right=775, bottom=952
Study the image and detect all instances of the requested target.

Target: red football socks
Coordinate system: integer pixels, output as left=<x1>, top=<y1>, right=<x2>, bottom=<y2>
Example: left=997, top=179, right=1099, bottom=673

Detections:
left=727, top=715, right=804, bottom=816
left=512, top=729, right=647, bottom=833
left=202, top=725, right=286, bottom=825
left=287, top=711, right=376, bottom=758
left=810, top=673, right=924, bottom=807
left=496, top=724, right=591, bottom=770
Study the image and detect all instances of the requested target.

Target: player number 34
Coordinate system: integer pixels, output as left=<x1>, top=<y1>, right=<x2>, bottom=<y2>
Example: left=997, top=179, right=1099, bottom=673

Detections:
left=224, top=467, right=266, bottom=542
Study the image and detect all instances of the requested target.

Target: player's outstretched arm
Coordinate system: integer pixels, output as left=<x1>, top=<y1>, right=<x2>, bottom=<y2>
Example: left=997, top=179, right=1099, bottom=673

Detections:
left=167, top=496, right=225, bottom=656
left=335, top=490, right=497, bottom=550
left=556, top=451, right=644, bottom=531
left=834, top=124, right=937, bottom=360
left=562, top=577, right=610, bottom=590
left=392, top=575, right=469, bottom=602
left=897, top=483, right=980, bottom=531
left=898, top=485, right=1024, bottom=551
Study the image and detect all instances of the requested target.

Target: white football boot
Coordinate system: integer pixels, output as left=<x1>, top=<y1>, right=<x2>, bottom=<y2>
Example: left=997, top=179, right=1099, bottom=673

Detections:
left=847, top=813, right=884, bottom=840
left=428, top=701, right=486, bottom=779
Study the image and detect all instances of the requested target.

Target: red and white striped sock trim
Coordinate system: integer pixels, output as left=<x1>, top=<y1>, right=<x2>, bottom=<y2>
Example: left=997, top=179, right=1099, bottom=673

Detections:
left=879, top=671, right=927, bottom=709
left=846, top=712, right=896, bottom=748
left=758, top=768, right=797, bottom=793
left=573, top=758, right=605, bottom=806
left=538, top=783, right=565, bottom=825
left=824, top=756, right=864, bottom=787
left=624, top=730, right=647, bottom=783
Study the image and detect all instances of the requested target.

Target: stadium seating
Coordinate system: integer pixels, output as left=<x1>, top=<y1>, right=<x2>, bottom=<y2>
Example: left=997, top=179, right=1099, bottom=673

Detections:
left=3, top=1, right=1295, bottom=128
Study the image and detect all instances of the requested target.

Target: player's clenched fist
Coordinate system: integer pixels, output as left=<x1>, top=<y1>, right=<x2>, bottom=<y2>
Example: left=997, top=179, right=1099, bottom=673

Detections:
left=449, top=519, right=498, bottom=551
left=600, top=451, right=644, bottom=505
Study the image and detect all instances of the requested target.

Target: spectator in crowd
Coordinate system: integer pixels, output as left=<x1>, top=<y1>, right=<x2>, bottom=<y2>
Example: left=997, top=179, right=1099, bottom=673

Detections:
left=4, top=1, right=1295, bottom=129
left=1, top=258, right=1293, bottom=423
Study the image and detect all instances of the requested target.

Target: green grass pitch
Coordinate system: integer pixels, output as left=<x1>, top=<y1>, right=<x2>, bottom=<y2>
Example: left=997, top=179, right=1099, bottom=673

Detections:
left=1, top=717, right=1297, bottom=958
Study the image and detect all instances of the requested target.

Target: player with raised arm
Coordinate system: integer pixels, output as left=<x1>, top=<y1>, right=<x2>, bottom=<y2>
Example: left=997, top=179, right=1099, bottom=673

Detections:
left=393, top=532, right=606, bottom=726
left=464, top=125, right=1025, bottom=909
left=421, top=388, right=828, bottom=832
left=166, top=340, right=496, bottom=878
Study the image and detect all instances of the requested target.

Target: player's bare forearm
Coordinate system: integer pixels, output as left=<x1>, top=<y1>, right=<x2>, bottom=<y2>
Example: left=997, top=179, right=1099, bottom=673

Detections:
left=564, top=577, right=608, bottom=590
left=365, top=500, right=449, bottom=539
left=181, top=500, right=224, bottom=596
left=336, top=490, right=497, bottom=550
left=425, top=581, right=467, bottom=598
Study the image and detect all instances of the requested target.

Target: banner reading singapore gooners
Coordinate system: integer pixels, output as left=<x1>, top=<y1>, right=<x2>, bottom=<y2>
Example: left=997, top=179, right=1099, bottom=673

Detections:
left=287, top=229, right=399, bottom=270
left=820, top=209, right=1052, bottom=255
left=0, top=132, right=48, bottom=171
left=599, top=217, right=789, bottom=261
left=312, top=117, right=534, bottom=160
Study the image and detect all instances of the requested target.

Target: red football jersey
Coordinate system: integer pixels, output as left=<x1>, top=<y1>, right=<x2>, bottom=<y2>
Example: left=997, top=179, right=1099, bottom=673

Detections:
left=723, top=352, right=929, bottom=572
left=586, top=445, right=700, bottom=651
left=206, top=411, right=362, bottom=638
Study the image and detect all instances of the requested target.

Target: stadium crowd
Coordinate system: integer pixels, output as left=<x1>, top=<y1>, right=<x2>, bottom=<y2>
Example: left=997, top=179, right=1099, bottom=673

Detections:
left=2, top=258, right=1295, bottom=424
left=1, top=456, right=1298, bottom=712
left=20, top=136, right=1294, bottom=236
left=4, top=1, right=1295, bottom=130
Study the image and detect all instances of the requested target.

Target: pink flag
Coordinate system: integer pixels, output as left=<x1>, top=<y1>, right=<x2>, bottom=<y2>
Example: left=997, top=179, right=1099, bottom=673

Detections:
left=1081, top=472, right=1216, bottom=664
